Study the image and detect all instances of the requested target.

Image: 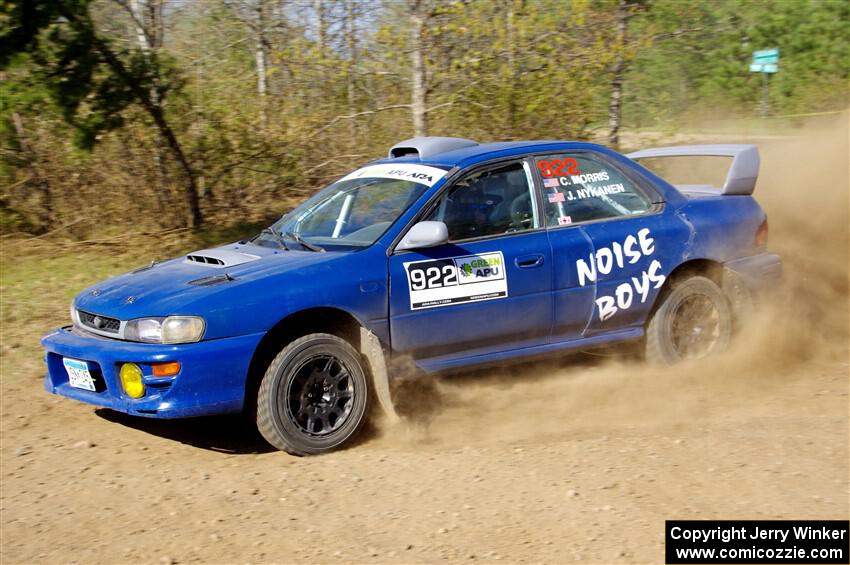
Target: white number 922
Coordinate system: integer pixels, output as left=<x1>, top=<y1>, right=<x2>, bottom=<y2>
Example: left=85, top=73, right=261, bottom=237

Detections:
left=409, top=265, right=457, bottom=291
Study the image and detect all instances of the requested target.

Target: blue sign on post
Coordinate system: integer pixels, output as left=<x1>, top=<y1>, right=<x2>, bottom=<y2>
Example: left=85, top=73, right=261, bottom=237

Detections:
left=750, top=49, right=779, bottom=73
left=750, top=49, right=779, bottom=116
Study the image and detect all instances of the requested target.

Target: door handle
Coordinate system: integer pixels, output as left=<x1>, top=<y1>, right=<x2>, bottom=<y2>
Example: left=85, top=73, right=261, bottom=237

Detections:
left=515, top=254, right=544, bottom=268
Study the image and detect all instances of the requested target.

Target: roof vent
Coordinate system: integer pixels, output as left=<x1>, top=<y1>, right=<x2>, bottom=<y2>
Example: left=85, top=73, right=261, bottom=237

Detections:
left=389, top=137, right=478, bottom=159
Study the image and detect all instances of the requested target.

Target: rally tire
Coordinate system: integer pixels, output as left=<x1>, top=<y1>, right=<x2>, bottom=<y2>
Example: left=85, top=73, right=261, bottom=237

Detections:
left=645, top=275, right=733, bottom=365
left=257, top=333, right=369, bottom=455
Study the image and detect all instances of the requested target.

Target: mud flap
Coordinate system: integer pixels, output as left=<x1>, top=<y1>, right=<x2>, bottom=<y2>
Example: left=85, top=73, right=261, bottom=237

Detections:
left=722, top=268, right=754, bottom=331
left=359, top=328, right=400, bottom=423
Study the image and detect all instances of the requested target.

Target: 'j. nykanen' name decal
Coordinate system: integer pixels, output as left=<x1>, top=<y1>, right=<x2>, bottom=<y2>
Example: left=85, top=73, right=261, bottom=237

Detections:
left=576, top=228, right=665, bottom=321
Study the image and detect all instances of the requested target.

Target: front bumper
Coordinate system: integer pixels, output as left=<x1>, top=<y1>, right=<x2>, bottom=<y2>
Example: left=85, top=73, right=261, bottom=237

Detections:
left=41, top=327, right=264, bottom=418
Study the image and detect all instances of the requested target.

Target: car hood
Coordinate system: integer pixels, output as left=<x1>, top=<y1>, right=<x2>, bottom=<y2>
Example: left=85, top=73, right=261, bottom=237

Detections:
left=73, top=242, right=344, bottom=320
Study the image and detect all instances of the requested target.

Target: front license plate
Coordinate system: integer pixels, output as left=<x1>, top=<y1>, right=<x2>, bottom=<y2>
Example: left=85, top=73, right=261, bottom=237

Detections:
left=63, top=358, right=96, bottom=391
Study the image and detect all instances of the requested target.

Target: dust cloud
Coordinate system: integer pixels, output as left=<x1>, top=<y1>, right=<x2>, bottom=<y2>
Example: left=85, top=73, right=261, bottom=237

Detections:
left=380, top=112, right=850, bottom=450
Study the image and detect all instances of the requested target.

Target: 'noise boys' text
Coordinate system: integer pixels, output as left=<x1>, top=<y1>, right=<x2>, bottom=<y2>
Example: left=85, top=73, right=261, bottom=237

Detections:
left=575, top=228, right=665, bottom=321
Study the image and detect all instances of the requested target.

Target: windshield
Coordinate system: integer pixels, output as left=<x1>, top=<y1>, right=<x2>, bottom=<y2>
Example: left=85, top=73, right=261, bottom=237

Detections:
left=256, top=170, right=443, bottom=251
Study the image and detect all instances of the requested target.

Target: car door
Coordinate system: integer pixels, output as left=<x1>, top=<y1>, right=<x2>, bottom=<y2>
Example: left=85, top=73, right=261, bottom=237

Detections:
left=531, top=151, right=675, bottom=335
left=388, top=159, right=553, bottom=367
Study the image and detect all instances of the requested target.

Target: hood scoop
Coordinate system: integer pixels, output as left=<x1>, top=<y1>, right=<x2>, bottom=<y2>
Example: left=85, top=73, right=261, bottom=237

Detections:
left=184, top=249, right=261, bottom=268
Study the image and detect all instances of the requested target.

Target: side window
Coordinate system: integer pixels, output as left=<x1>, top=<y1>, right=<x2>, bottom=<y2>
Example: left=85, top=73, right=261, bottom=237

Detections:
left=424, top=162, right=539, bottom=241
left=535, top=153, right=651, bottom=226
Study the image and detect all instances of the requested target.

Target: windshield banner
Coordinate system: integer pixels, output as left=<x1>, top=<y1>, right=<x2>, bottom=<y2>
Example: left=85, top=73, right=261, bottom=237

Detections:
left=338, top=163, right=449, bottom=187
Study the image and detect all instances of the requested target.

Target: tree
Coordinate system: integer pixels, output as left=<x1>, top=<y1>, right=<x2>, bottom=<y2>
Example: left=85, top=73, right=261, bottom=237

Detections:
left=2, top=0, right=847, bottom=237
left=0, top=0, right=203, bottom=227
left=607, top=0, right=629, bottom=148
left=345, top=0, right=358, bottom=139
left=407, top=0, right=430, bottom=137
left=222, top=0, right=277, bottom=129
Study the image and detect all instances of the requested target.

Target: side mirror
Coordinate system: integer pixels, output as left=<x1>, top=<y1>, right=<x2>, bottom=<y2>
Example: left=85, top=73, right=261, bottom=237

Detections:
left=396, top=221, right=449, bottom=251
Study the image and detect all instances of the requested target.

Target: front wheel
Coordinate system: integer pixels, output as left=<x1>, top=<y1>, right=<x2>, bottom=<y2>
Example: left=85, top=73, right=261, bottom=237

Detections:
left=645, top=275, right=733, bottom=365
left=257, top=333, right=369, bottom=455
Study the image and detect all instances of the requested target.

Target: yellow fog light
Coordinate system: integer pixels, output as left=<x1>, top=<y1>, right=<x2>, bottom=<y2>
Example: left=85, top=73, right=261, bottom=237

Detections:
left=119, top=363, right=145, bottom=399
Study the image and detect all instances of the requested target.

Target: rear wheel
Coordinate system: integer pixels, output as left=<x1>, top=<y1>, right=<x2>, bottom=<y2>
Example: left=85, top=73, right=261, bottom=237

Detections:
left=257, top=333, right=369, bottom=455
left=645, top=275, right=733, bottom=365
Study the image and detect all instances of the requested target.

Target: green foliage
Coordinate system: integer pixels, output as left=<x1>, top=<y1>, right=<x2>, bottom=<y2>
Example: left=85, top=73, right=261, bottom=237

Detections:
left=624, top=0, right=850, bottom=125
left=0, top=0, right=847, bottom=236
left=1, top=0, right=176, bottom=150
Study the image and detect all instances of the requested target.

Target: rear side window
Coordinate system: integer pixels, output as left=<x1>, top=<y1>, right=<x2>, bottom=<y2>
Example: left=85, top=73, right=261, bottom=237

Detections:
left=535, top=153, right=651, bottom=226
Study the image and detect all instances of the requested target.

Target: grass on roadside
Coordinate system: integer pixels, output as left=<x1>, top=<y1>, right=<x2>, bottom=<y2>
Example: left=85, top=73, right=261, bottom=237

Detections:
left=0, top=223, right=265, bottom=376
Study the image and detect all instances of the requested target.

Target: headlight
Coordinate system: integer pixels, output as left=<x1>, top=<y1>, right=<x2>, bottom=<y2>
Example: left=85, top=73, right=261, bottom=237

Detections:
left=124, top=316, right=205, bottom=344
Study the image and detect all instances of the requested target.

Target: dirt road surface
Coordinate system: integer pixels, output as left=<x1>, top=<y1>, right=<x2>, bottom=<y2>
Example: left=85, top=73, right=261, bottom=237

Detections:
left=2, top=116, right=847, bottom=564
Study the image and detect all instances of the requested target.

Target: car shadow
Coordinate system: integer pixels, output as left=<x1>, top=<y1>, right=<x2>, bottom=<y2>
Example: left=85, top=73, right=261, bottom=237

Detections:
left=95, top=410, right=276, bottom=455
left=92, top=348, right=637, bottom=455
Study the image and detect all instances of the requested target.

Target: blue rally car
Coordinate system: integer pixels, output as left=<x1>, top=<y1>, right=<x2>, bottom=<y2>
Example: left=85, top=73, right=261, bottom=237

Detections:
left=42, top=137, right=781, bottom=455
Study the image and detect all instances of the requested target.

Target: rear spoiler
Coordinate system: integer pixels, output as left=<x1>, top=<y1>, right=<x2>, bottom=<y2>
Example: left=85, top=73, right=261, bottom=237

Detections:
left=626, top=144, right=760, bottom=195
